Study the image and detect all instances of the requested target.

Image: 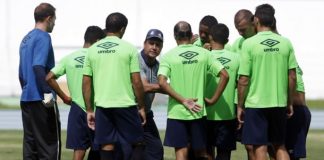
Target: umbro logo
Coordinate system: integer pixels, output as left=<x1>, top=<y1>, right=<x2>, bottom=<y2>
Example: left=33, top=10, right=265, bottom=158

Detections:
left=179, top=51, right=199, bottom=60
left=97, top=42, right=119, bottom=50
left=217, top=57, right=231, bottom=65
left=74, top=56, right=85, bottom=64
left=260, top=39, right=280, bottom=47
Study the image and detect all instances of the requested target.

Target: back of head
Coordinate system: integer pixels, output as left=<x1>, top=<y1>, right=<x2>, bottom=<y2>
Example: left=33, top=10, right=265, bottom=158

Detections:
left=174, top=21, right=192, bottom=41
left=255, top=4, right=275, bottom=27
left=34, top=3, right=56, bottom=23
left=84, top=26, right=106, bottom=45
left=200, top=15, right=218, bottom=28
left=105, top=12, right=128, bottom=33
left=234, top=9, right=253, bottom=26
left=209, top=23, right=229, bottom=45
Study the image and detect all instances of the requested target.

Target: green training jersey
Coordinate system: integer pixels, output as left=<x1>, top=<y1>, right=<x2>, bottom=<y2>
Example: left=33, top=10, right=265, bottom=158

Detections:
left=83, top=36, right=140, bottom=108
left=206, top=49, right=240, bottom=120
left=158, top=44, right=224, bottom=120
left=231, top=37, right=245, bottom=53
left=51, top=48, right=87, bottom=111
left=296, top=66, right=305, bottom=92
left=238, top=31, right=298, bottom=108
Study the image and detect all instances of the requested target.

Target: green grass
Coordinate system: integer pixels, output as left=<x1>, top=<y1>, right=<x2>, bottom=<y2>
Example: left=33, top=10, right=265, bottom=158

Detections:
left=0, top=130, right=323, bottom=160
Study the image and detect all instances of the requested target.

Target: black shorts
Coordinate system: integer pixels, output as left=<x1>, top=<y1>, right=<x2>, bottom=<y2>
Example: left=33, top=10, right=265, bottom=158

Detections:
left=286, top=105, right=311, bottom=158
left=242, top=107, right=287, bottom=145
left=164, top=118, right=206, bottom=150
left=206, top=119, right=237, bottom=150
left=94, top=106, right=144, bottom=146
left=66, top=102, right=98, bottom=150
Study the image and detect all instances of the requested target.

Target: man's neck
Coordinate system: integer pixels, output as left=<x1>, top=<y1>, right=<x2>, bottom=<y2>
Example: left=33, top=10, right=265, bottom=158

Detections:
left=35, top=22, right=47, bottom=32
left=211, top=43, right=224, bottom=50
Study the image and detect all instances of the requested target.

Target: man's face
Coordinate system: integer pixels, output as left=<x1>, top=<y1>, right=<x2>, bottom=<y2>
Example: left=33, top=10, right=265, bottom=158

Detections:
left=143, top=38, right=163, bottom=59
left=235, top=19, right=255, bottom=39
left=46, top=15, right=56, bottom=33
left=199, top=24, right=209, bottom=44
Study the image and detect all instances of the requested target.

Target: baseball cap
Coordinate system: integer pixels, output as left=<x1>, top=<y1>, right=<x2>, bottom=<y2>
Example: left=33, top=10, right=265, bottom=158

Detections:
left=145, top=29, right=163, bottom=42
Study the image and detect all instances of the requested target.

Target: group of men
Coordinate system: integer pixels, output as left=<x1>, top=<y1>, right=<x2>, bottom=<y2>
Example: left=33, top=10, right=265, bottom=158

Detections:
left=18, top=2, right=311, bottom=160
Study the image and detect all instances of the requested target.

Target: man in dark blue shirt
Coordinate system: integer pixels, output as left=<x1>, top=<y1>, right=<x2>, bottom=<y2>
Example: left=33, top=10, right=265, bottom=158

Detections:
left=18, top=3, right=61, bottom=160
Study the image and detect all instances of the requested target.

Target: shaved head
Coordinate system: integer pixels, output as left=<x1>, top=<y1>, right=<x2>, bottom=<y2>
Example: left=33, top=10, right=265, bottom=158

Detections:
left=174, top=21, right=192, bottom=40
left=234, top=9, right=253, bottom=27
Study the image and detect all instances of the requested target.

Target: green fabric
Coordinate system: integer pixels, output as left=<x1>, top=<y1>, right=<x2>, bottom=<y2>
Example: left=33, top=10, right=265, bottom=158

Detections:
left=206, top=49, right=240, bottom=120
left=231, top=37, right=245, bottom=53
left=158, top=44, right=224, bottom=120
left=238, top=31, right=298, bottom=108
left=83, top=36, right=140, bottom=108
left=51, top=48, right=88, bottom=111
left=296, top=66, right=305, bottom=92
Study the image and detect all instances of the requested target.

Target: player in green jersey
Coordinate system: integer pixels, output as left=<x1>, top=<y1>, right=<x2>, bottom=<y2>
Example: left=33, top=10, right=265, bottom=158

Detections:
left=231, top=9, right=257, bottom=160
left=205, top=23, right=240, bottom=160
left=237, top=4, right=298, bottom=160
left=193, top=15, right=218, bottom=50
left=82, top=12, right=146, bottom=160
left=46, top=26, right=105, bottom=160
left=231, top=9, right=256, bottom=53
left=158, top=21, right=229, bottom=160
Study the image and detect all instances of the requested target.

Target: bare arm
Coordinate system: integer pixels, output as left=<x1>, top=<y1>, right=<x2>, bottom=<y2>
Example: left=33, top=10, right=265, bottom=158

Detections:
left=237, top=75, right=250, bottom=124
left=82, top=75, right=95, bottom=130
left=82, top=75, right=93, bottom=112
left=131, top=72, right=146, bottom=125
left=158, top=75, right=201, bottom=112
left=46, top=71, right=71, bottom=105
left=205, top=69, right=229, bottom=105
left=287, top=68, right=297, bottom=117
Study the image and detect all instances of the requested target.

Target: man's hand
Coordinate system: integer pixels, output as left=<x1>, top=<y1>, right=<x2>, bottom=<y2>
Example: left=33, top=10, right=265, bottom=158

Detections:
left=287, top=104, right=294, bottom=118
left=62, top=96, right=72, bottom=105
left=183, top=98, right=201, bottom=113
left=237, top=106, right=245, bottom=129
left=138, top=107, right=146, bottom=126
left=87, top=111, right=95, bottom=130
left=203, top=43, right=212, bottom=51
left=42, top=93, right=55, bottom=107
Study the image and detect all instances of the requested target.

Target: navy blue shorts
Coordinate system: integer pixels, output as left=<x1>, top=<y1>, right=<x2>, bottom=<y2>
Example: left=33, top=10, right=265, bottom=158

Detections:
left=94, top=106, right=144, bottom=146
left=164, top=118, right=206, bottom=150
left=206, top=119, right=237, bottom=150
left=66, top=102, right=98, bottom=150
left=286, top=105, right=311, bottom=158
left=242, top=107, right=287, bottom=145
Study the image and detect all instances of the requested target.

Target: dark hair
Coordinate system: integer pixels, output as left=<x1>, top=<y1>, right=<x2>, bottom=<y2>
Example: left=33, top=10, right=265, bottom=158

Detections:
left=174, top=21, right=192, bottom=40
left=34, top=3, right=56, bottom=22
left=209, top=23, right=229, bottom=45
left=105, top=12, right=128, bottom=33
left=200, top=15, right=218, bottom=28
left=255, top=4, right=275, bottom=27
left=84, top=26, right=106, bottom=45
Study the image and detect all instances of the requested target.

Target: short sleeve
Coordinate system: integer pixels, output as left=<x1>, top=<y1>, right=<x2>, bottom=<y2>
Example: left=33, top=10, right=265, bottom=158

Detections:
left=51, top=56, right=67, bottom=78
left=158, top=55, right=171, bottom=78
left=130, top=47, right=140, bottom=73
left=83, top=52, right=93, bottom=76
left=238, top=41, right=252, bottom=76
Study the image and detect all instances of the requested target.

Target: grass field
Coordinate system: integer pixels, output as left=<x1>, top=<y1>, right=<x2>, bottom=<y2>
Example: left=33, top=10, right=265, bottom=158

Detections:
left=0, top=130, right=323, bottom=160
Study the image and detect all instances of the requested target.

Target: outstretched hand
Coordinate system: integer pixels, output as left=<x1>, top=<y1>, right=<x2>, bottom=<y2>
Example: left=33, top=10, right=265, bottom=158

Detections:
left=183, top=98, right=201, bottom=113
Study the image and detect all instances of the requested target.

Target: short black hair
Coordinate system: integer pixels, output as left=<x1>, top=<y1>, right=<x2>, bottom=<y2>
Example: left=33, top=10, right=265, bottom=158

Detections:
left=234, top=9, right=253, bottom=26
left=174, top=21, right=192, bottom=40
left=255, top=4, right=275, bottom=27
left=84, top=26, right=106, bottom=45
left=209, top=23, right=229, bottom=45
left=34, top=3, right=56, bottom=22
left=105, top=12, right=128, bottom=33
left=200, top=15, right=218, bottom=28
